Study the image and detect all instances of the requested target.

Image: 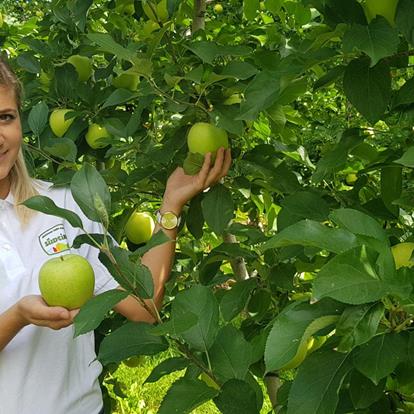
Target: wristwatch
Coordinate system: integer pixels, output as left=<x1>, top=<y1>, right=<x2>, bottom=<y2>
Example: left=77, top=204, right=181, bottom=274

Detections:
left=155, top=210, right=181, bottom=230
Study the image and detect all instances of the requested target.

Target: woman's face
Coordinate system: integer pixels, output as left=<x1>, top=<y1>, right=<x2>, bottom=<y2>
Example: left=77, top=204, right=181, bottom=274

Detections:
left=0, top=85, right=22, bottom=199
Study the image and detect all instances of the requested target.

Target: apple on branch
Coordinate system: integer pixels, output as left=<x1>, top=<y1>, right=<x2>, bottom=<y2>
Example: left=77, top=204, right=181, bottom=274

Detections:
left=125, top=211, right=155, bottom=245
left=49, top=109, right=76, bottom=138
left=85, top=123, right=111, bottom=149
left=67, top=55, right=93, bottom=82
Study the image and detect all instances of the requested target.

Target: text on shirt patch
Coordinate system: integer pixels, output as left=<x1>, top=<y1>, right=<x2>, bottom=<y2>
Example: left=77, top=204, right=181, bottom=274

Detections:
left=38, top=224, right=70, bottom=255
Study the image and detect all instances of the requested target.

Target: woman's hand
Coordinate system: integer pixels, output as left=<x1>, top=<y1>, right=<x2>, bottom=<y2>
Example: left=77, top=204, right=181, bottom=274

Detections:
left=163, top=147, right=232, bottom=211
left=16, top=295, right=79, bottom=330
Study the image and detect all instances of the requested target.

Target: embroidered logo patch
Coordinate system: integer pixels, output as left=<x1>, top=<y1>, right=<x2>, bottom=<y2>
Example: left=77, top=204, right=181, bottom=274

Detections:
left=39, top=224, right=70, bottom=255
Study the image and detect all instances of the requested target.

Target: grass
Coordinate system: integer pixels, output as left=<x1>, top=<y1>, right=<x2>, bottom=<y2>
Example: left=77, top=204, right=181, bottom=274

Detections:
left=105, top=352, right=273, bottom=414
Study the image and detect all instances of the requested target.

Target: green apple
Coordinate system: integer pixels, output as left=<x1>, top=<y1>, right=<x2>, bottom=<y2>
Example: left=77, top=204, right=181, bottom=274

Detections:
left=213, top=3, right=224, bottom=14
left=187, top=122, right=229, bottom=161
left=85, top=123, right=110, bottom=149
left=112, top=71, right=140, bottom=91
left=143, top=0, right=169, bottom=22
left=125, top=211, right=155, bottom=245
left=38, top=254, right=95, bottom=310
left=345, top=173, right=358, bottom=185
left=364, top=0, right=399, bottom=26
left=391, top=242, right=414, bottom=269
left=49, top=109, right=75, bottom=137
left=67, top=55, right=93, bottom=82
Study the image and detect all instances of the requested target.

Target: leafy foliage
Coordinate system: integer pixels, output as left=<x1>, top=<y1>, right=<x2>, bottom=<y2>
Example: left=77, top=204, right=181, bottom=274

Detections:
left=4, top=0, right=414, bottom=412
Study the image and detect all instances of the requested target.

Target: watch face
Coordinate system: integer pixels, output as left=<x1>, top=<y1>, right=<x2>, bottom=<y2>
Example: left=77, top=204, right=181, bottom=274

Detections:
left=161, top=211, right=178, bottom=229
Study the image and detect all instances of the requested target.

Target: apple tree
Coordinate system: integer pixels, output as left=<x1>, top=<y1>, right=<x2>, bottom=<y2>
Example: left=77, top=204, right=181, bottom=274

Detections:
left=3, top=0, right=414, bottom=412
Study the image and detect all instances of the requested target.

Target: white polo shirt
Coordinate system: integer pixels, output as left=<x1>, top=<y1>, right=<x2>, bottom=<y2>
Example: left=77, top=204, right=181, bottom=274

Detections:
left=0, top=180, right=119, bottom=414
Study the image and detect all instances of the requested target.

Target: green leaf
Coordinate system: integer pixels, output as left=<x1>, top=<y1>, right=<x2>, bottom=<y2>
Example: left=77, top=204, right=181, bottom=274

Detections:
left=277, top=77, right=308, bottom=105
left=265, top=301, right=340, bottom=372
left=381, top=165, right=402, bottom=216
left=73, top=289, right=129, bottom=337
left=221, top=61, right=258, bottom=80
left=28, top=101, right=49, bottom=136
left=171, top=285, right=219, bottom=352
left=186, top=194, right=204, bottom=239
left=201, top=184, right=234, bottom=234
left=131, top=229, right=172, bottom=258
left=395, top=146, right=414, bottom=167
left=44, top=137, right=78, bottom=163
left=343, top=58, right=391, bottom=123
left=22, top=195, right=83, bottom=229
left=286, top=350, right=353, bottom=414
left=313, top=245, right=403, bottom=304
left=16, top=51, right=41, bottom=73
left=158, top=378, right=218, bottom=414
left=349, top=370, right=386, bottom=409
left=101, top=88, right=139, bottom=109
left=70, top=163, right=111, bottom=223
left=237, top=71, right=281, bottom=120
left=99, top=246, right=154, bottom=298
left=353, top=333, right=407, bottom=384
left=214, top=379, right=259, bottom=414
left=183, top=152, right=204, bottom=175
left=393, top=77, right=414, bottom=107
left=186, top=41, right=252, bottom=65
left=329, top=208, right=387, bottom=242
left=343, top=18, right=399, bottom=67
left=277, top=191, right=330, bottom=231
left=312, top=128, right=363, bottom=183
left=336, top=302, right=385, bottom=352
left=150, top=311, right=198, bottom=336
left=220, top=279, right=257, bottom=322
left=144, top=357, right=189, bottom=384
left=98, top=322, right=168, bottom=365
left=261, top=219, right=358, bottom=254
left=209, top=325, right=253, bottom=383
left=244, top=0, right=259, bottom=20
left=72, top=233, right=105, bottom=249
left=87, top=33, right=134, bottom=62
left=396, top=0, right=414, bottom=46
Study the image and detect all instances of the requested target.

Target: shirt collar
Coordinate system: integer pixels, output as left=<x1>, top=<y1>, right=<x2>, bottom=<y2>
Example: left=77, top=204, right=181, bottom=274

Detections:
left=0, top=191, right=15, bottom=207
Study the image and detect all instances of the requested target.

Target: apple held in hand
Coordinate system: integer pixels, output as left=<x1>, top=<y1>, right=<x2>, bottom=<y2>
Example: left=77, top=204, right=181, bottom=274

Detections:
left=85, top=123, right=110, bottom=149
left=183, top=122, right=229, bottom=175
left=187, top=122, right=229, bottom=160
left=49, top=109, right=75, bottom=137
left=38, top=254, right=95, bottom=310
left=67, top=55, right=93, bottom=82
left=125, top=211, right=155, bottom=245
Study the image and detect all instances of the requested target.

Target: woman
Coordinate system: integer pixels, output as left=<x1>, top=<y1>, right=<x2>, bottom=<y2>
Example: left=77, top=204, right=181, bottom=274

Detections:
left=0, top=58, right=231, bottom=414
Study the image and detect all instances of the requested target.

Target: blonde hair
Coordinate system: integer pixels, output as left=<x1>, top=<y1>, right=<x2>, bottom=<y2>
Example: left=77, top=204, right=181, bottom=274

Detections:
left=0, top=57, right=38, bottom=223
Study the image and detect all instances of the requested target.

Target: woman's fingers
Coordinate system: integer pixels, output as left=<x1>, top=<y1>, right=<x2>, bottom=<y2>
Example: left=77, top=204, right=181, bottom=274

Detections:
left=204, top=147, right=231, bottom=188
